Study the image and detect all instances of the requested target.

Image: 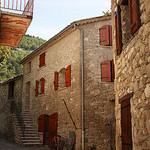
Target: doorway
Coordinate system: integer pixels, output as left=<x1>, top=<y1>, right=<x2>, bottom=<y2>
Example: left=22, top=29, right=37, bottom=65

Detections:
left=26, top=82, right=30, bottom=110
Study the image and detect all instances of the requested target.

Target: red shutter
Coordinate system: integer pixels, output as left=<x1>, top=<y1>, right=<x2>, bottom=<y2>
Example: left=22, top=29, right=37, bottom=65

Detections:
left=111, top=60, right=115, bottom=82
left=99, top=25, right=112, bottom=46
left=129, top=0, right=141, bottom=34
left=109, top=25, right=112, bottom=46
left=35, top=80, right=39, bottom=97
left=41, top=78, right=45, bottom=94
left=65, top=65, right=71, bottom=87
left=39, top=52, right=45, bottom=68
left=101, top=60, right=112, bottom=82
left=54, top=72, right=58, bottom=90
left=115, top=5, right=122, bottom=55
left=38, top=114, right=46, bottom=132
left=119, top=0, right=128, bottom=5
left=49, top=113, right=58, bottom=147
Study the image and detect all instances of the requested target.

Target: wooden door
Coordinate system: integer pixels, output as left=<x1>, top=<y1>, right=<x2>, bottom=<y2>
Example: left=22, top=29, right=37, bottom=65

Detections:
left=49, top=113, right=58, bottom=147
left=121, top=99, right=132, bottom=150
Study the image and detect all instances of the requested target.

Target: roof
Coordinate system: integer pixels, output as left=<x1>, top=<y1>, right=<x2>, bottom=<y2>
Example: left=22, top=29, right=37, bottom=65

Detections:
left=20, top=15, right=111, bottom=64
left=0, top=74, right=23, bottom=85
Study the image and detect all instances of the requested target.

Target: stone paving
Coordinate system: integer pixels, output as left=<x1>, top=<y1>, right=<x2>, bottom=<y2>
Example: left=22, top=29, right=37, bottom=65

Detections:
left=0, top=137, right=49, bottom=150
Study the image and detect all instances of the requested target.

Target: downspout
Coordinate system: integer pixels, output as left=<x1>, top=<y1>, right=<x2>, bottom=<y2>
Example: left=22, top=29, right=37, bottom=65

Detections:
left=74, top=23, right=85, bottom=150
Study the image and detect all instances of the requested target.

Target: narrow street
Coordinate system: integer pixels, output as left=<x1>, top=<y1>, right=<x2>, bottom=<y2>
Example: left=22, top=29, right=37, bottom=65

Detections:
left=0, top=137, right=49, bottom=150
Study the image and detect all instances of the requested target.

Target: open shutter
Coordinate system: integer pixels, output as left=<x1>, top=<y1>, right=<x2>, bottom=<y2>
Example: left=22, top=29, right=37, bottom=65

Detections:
left=101, top=60, right=112, bottom=82
left=111, top=60, right=115, bottom=82
left=54, top=72, right=58, bottom=90
left=38, top=114, right=46, bottom=132
left=115, top=5, right=122, bottom=55
left=129, top=0, right=141, bottom=34
left=65, top=65, right=71, bottom=87
left=41, top=78, right=45, bottom=94
left=35, top=80, right=39, bottom=97
left=99, top=25, right=112, bottom=46
left=39, top=52, right=45, bottom=68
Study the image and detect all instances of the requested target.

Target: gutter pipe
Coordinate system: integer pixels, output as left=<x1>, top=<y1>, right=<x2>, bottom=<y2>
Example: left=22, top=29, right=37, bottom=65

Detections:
left=74, top=23, right=85, bottom=150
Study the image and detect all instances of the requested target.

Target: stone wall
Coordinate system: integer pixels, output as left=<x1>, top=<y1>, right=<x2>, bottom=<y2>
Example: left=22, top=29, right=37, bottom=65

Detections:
left=80, top=19, right=115, bottom=150
left=111, top=0, right=150, bottom=149
left=0, top=75, right=22, bottom=139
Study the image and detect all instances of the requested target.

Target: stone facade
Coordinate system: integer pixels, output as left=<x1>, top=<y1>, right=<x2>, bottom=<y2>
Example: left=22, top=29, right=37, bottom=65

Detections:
left=0, top=75, right=23, bottom=139
left=20, top=16, right=115, bottom=150
left=111, top=0, right=150, bottom=149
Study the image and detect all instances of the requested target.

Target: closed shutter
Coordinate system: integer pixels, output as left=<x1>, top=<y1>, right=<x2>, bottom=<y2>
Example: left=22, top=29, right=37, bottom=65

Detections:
left=115, top=5, right=122, bottom=55
left=111, top=60, right=115, bottom=82
left=129, top=0, right=141, bottom=34
left=39, top=52, right=45, bottom=68
left=99, top=25, right=112, bottom=46
left=35, top=80, right=39, bottom=97
left=41, top=78, right=45, bottom=94
left=101, top=60, right=112, bottom=82
left=54, top=72, right=58, bottom=90
left=119, top=0, right=128, bottom=5
left=65, top=65, right=71, bottom=87
left=38, top=114, right=46, bottom=132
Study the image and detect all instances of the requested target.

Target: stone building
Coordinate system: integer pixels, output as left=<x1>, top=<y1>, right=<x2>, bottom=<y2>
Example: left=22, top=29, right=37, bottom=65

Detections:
left=0, top=74, right=23, bottom=138
left=111, top=0, right=150, bottom=149
left=20, top=15, right=115, bottom=150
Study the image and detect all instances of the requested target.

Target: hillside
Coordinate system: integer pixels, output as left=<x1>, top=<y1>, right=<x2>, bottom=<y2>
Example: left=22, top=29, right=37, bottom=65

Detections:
left=0, top=35, right=46, bottom=81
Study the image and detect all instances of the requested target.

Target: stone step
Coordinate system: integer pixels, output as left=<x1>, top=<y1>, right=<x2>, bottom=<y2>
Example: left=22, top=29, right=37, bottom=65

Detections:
left=22, top=139, right=41, bottom=143
left=20, top=133, right=39, bottom=137
left=21, top=137, right=40, bottom=140
left=23, top=143, right=42, bottom=147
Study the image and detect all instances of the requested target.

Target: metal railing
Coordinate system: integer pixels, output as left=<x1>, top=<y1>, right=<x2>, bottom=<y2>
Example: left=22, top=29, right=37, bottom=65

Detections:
left=1, top=0, right=34, bottom=16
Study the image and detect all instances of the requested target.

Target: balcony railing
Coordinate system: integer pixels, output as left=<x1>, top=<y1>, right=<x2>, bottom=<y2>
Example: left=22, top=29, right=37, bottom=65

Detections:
left=1, top=0, right=34, bottom=17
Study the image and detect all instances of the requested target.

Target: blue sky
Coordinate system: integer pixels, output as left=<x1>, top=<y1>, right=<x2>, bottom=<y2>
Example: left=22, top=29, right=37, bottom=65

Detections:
left=26, top=0, right=111, bottom=40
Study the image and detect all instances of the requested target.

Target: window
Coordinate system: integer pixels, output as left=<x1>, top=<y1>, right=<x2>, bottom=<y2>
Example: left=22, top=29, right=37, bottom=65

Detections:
left=101, top=60, right=114, bottom=82
left=39, top=52, right=45, bottom=68
left=35, top=78, right=45, bottom=96
left=59, top=68, right=66, bottom=88
left=8, top=81, right=15, bottom=98
left=99, top=25, right=112, bottom=46
left=27, top=61, right=31, bottom=73
left=54, top=65, right=71, bottom=90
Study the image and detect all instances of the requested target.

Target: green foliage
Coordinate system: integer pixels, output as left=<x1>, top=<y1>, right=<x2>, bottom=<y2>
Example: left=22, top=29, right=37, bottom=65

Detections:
left=102, top=10, right=111, bottom=16
left=90, top=145, right=97, bottom=150
left=0, top=46, right=11, bottom=66
left=0, top=50, right=30, bottom=81
left=18, top=34, right=46, bottom=51
left=0, top=34, right=46, bottom=81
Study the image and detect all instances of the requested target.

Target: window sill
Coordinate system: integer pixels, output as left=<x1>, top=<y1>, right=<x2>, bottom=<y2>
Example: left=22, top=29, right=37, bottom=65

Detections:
left=58, top=87, right=67, bottom=91
left=38, top=64, right=46, bottom=70
left=97, top=44, right=113, bottom=48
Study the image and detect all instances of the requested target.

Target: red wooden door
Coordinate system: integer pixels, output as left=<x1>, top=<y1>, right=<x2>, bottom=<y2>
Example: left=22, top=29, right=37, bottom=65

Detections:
left=49, top=113, right=58, bottom=147
left=121, top=99, right=132, bottom=150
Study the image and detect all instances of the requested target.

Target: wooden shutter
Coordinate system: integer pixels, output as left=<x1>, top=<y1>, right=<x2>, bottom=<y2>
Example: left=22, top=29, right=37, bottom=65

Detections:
left=39, top=52, right=45, bottom=68
left=38, top=114, right=46, bottom=132
left=99, top=25, right=112, bottom=46
left=111, top=60, right=115, bottom=82
left=54, top=72, right=58, bottom=90
left=121, top=98, right=132, bottom=149
left=41, top=78, right=45, bottom=94
left=115, top=5, right=122, bottom=55
left=35, top=80, right=39, bottom=97
left=101, top=60, right=112, bottom=82
left=49, top=113, right=58, bottom=147
left=129, top=0, right=141, bottom=34
left=65, top=65, right=71, bottom=87
left=119, top=0, right=128, bottom=5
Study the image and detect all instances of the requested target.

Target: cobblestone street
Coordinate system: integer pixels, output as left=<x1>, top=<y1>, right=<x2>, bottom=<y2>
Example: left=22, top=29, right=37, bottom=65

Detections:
left=0, top=137, right=49, bottom=150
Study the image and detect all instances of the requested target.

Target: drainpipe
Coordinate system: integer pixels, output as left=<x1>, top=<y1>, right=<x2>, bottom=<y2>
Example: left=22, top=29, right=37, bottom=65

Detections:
left=74, top=23, right=85, bottom=150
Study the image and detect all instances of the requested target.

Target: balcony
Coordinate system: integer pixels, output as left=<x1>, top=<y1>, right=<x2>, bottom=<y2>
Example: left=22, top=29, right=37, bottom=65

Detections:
left=0, top=0, right=34, bottom=47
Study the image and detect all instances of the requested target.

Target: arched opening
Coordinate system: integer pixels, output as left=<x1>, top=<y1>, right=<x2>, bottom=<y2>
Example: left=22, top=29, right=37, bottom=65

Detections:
left=59, top=68, right=66, bottom=88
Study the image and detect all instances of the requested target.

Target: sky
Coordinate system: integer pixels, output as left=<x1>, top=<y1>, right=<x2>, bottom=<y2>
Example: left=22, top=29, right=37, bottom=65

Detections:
left=26, top=0, right=111, bottom=40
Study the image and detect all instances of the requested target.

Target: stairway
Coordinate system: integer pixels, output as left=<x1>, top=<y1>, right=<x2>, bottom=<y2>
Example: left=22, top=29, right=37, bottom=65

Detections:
left=12, top=110, right=42, bottom=147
